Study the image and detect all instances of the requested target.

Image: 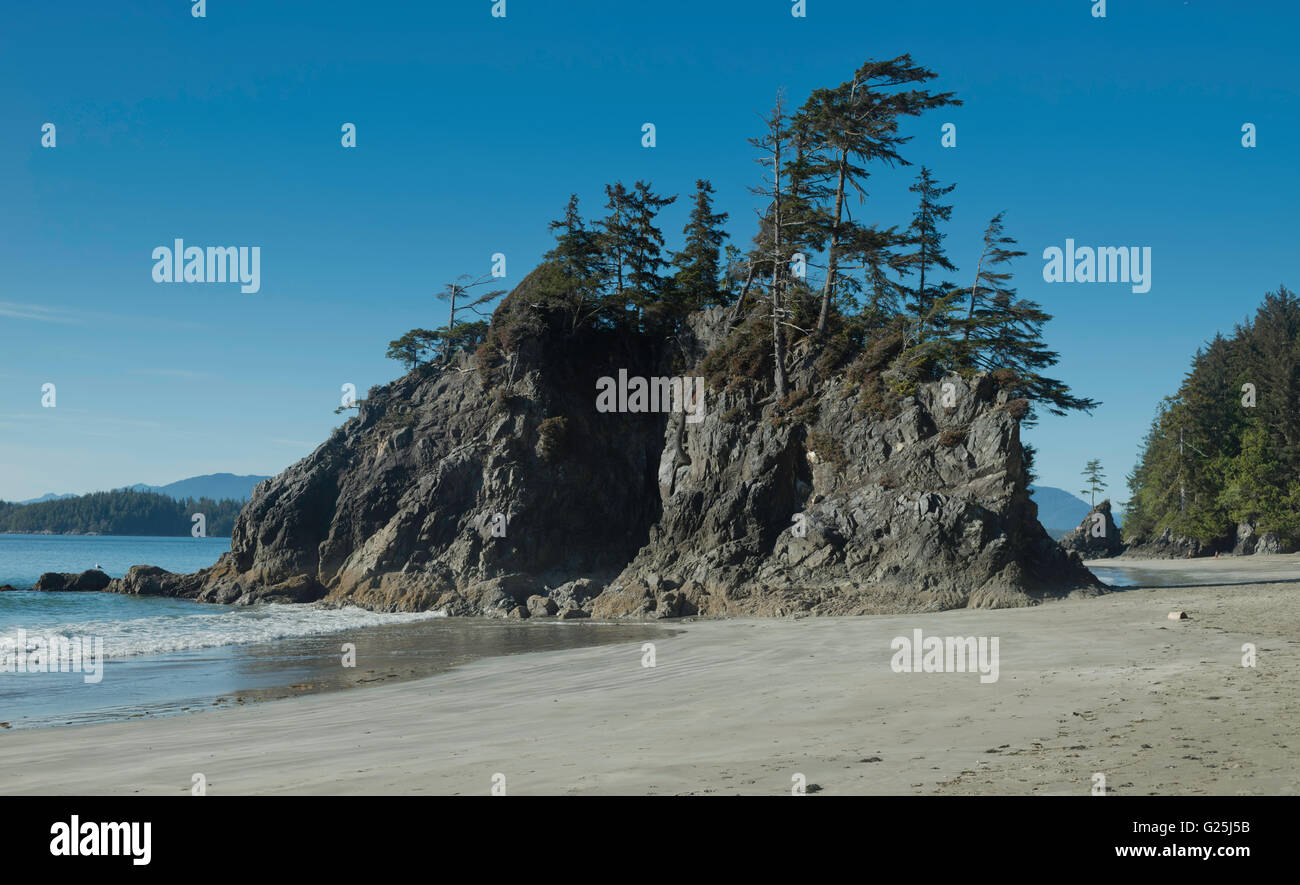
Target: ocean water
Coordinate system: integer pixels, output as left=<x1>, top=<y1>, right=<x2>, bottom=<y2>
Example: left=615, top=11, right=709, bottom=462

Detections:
left=0, top=534, right=665, bottom=729
left=1087, top=565, right=1140, bottom=588
left=0, top=533, right=232, bottom=588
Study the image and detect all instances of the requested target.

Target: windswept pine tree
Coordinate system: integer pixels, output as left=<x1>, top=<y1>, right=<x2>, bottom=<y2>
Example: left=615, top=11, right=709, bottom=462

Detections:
left=428, top=55, right=1095, bottom=463
left=792, top=55, right=960, bottom=336
left=957, top=213, right=1096, bottom=421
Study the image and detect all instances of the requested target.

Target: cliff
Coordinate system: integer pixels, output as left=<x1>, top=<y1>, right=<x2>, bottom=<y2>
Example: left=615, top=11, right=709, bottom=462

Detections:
left=110, top=273, right=1103, bottom=616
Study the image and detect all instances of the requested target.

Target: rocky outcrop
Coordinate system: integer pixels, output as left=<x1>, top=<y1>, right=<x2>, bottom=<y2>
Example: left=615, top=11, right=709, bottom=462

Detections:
left=33, top=569, right=112, bottom=592
left=1124, top=521, right=1288, bottom=559
left=113, top=273, right=1103, bottom=617
left=590, top=314, right=1101, bottom=617
left=1232, top=522, right=1287, bottom=555
left=1120, top=527, right=1207, bottom=559
left=1058, top=500, right=1123, bottom=559
left=1233, top=521, right=1259, bottom=555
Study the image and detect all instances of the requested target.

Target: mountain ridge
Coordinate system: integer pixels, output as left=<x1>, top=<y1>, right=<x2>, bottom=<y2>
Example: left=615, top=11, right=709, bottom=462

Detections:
left=14, top=473, right=270, bottom=505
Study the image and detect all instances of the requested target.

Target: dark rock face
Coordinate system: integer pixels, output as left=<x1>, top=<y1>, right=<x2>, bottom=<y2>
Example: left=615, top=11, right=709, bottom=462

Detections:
left=1124, top=521, right=1288, bottom=559
left=1232, top=522, right=1287, bottom=555
left=591, top=314, right=1101, bottom=617
left=110, top=565, right=202, bottom=597
left=33, top=569, right=112, bottom=592
left=1121, top=527, right=1211, bottom=559
left=113, top=285, right=1103, bottom=616
left=1058, top=501, right=1123, bottom=559
left=1233, top=522, right=1258, bottom=555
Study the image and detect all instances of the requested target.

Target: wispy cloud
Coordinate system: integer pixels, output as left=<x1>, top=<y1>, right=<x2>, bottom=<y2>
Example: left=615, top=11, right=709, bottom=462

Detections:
left=0, top=302, right=79, bottom=324
left=128, top=368, right=220, bottom=380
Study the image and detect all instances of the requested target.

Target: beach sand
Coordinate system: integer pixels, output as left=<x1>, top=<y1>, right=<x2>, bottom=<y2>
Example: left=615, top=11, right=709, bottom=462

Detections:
left=2, top=556, right=1297, bottom=795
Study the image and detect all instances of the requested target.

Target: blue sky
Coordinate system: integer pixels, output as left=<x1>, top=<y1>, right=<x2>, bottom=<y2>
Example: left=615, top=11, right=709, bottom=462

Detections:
left=1, top=0, right=1296, bottom=503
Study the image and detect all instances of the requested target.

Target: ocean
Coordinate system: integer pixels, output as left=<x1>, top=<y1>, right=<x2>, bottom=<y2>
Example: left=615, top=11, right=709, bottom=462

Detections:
left=0, top=534, right=664, bottom=730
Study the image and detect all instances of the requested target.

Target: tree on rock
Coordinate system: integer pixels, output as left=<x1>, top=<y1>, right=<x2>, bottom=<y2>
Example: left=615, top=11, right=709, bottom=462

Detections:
left=1080, top=459, right=1107, bottom=507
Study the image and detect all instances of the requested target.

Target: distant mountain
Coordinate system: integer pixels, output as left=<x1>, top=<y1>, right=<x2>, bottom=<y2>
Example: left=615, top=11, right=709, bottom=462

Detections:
left=128, top=473, right=271, bottom=502
left=10, top=473, right=270, bottom=506
left=1029, top=486, right=1108, bottom=535
left=17, top=492, right=79, bottom=505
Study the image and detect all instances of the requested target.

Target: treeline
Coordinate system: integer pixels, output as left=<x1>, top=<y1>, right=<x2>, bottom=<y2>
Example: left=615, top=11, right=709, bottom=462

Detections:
left=1125, top=287, right=1300, bottom=547
left=0, top=489, right=243, bottom=537
left=384, top=54, right=1098, bottom=483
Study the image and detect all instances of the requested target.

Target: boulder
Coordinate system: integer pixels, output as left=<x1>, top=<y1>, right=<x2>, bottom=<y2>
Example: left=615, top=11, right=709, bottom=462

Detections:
left=526, top=595, right=557, bottom=617
left=1232, top=522, right=1258, bottom=555
left=116, top=565, right=203, bottom=598
left=33, top=572, right=71, bottom=591
left=33, top=569, right=112, bottom=592
left=1058, top=501, right=1123, bottom=558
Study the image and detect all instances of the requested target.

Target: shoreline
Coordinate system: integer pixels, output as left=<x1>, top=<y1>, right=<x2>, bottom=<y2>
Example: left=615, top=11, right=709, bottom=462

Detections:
left=0, top=614, right=669, bottom=731
left=2, top=559, right=1296, bottom=795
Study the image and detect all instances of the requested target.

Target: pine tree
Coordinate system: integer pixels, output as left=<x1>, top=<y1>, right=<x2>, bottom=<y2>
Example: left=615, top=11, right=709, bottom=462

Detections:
left=898, top=167, right=957, bottom=345
left=958, top=214, right=1098, bottom=420
left=748, top=92, right=796, bottom=399
left=963, top=212, right=1024, bottom=345
left=545, top=194, right=606, bottom=331
left=599, top=182, right=633, bottom=301
left=1080, top=459, right=1106, bottom=507
left=436, top=273, right=506, bottom=366
left=1125, top=287, right=1300, bottom=548
left=624, top=180, right=677, bottom=318
left=672, top=179, right=730, bottom=313
left=795, top=55, right=961, bottom=336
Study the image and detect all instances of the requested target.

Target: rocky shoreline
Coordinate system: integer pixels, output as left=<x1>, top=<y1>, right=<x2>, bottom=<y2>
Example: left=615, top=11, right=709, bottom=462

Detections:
left=15, top=283, right=1112, bottom=618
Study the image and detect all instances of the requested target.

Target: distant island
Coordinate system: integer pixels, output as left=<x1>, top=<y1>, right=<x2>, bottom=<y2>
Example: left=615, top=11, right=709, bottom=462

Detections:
left=0, top=488, right=248, bottom=538
left=15, top=473, right=269, bottom=506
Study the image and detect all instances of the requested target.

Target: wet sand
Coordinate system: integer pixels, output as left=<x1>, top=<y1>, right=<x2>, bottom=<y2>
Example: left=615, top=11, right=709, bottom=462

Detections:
left=1, top=556, right=1297, bottom=795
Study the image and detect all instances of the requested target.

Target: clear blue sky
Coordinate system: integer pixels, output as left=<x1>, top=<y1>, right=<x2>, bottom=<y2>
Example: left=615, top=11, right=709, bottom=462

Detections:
left=1, top=1, right=1296, bottom=503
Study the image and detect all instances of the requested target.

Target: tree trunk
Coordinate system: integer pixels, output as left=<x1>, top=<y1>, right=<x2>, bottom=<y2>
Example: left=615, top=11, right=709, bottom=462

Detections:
left=728, top=262, right=757, bottom=329
left=816, top=152, right=847, bottom=335
left=772, top=139, right=788, bottom=399
left=772, top=272, right=788, bottom=399
left=445, top=286, right=458, bottom=366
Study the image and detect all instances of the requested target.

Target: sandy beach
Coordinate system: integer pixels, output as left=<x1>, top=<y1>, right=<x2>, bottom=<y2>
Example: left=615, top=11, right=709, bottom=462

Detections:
left=2, top=556, right=1297, bottom=796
